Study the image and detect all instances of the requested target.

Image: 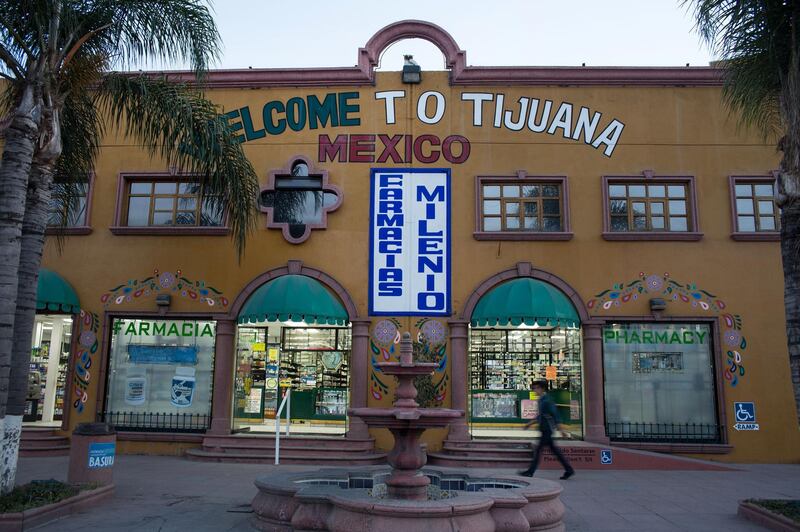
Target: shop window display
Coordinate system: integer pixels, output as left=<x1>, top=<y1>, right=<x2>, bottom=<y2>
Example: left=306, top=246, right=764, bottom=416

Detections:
left=26, top=315, right=73, bottom=424
left=233, top=324, right=350, bottom=433
left=104, top=318, right=216, bottom=432
left=469, top=327, right=583, bottom=438
left=603, top=322, right=720, bottom=442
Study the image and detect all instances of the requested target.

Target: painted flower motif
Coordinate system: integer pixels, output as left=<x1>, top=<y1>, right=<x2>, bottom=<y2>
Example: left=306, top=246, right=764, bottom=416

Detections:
left=602, top=300, right=614, bottom=310
left=644, top=275, right=664, bottom=292
left=723, top=329, right=741, bottom=347
left=158, top=271, right=176, bottom=289
left=79, top=331, right=96, bottom=347
left=420, top=320, right=447, bottom=346
left=373, top=320, right=398, bottom=345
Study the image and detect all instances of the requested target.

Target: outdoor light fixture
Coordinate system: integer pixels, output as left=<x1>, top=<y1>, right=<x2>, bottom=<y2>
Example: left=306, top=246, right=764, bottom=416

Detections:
left=155, top=294, right=171, bottom=307
left=402, top=54, right=421, bottom=84
left=649, top=298, right=667, bottom=311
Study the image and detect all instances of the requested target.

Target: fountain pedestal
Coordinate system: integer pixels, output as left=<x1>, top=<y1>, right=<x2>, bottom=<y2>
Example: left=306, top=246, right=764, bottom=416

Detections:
left=349, top=332, right=463, bottom=500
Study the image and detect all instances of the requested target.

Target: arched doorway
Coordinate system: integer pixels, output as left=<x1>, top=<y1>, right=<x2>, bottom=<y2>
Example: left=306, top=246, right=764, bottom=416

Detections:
left=458, top=263, right=592, bottom=441
left=229, top=263, right=358, bottom=436
left=468, top=278, right=583, bottom=439
left=28, top=268, right=81, bottom=427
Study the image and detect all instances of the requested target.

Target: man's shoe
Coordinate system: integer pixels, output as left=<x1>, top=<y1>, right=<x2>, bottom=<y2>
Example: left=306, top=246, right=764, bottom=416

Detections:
left=560, top=470, right=575, bottom=480
left=518, top=470, right=534, bottom=477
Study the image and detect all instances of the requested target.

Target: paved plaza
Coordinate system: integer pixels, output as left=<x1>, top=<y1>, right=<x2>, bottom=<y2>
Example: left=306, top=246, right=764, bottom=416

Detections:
left=15, top=455, right=800, bottom=531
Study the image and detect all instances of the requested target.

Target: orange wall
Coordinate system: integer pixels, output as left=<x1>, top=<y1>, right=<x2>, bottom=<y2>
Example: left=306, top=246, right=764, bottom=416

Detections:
left=44, top=71, right=799, bottom=462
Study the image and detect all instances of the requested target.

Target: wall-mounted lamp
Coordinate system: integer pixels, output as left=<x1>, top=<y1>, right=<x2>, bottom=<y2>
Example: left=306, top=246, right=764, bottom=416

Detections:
left=649, top=298, right=667, bottom=312
left=156, top=294, right=171, bottom=307
left=402, top=54, right=421, bottom=84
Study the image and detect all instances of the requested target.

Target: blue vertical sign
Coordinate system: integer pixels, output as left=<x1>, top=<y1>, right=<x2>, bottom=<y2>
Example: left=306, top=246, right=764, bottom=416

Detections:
left=369, top=168, right=451, bottom=316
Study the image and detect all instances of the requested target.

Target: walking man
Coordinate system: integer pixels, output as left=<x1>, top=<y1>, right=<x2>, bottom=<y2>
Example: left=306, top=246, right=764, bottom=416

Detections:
left=519, top=380, right=575, bottom=479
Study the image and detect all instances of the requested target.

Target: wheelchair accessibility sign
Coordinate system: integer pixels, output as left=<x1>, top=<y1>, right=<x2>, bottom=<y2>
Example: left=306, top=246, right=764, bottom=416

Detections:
left=600, top=449, right=613, bottom=465
left=733, top=402, right=759, bottom=431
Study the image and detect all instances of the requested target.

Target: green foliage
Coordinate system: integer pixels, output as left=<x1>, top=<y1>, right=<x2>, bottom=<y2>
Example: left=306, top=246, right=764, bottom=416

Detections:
left=413, top=341, right=437, bottom=408
left=747, top=499, right=800, bottom=522
left=0, top=480, right=78, bottom=513
left=686, top=0, right=799, bottom=138
left=0, top=0, right=258, bottom=255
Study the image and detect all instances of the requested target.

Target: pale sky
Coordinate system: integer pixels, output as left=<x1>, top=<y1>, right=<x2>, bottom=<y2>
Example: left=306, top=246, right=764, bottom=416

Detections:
left=201, top=0, right=713, bottom=72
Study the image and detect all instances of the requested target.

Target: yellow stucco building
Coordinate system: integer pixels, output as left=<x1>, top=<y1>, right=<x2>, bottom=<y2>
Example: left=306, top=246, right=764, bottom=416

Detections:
left=29, top=21, right=799, bottom=466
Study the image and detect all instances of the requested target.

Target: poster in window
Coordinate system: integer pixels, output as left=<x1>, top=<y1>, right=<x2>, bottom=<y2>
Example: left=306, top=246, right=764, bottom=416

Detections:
left=245, top=387, right=263, bottom=414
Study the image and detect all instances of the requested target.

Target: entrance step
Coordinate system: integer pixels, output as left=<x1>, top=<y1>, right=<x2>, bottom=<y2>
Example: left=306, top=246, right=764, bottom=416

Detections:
left=428, top=439, right=736, bottom=471
left=20, top=427, right=70, bottom=457
left=185, top=434, right=386, bottom=465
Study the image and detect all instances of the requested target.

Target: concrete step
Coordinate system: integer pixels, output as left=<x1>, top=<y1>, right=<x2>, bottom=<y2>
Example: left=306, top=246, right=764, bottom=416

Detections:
left=430, top=442, right=738, bottom=471
left=19, top=445, right=70, bottom=457
left=185, top=448, right=387, bottom=465
left=441, top=444, right=532, bottom=459
left=201, top=444, right=377, bottom=458
left=20, top=436, right=70, bottom=449
left=202, top=434, right=375, bottom=451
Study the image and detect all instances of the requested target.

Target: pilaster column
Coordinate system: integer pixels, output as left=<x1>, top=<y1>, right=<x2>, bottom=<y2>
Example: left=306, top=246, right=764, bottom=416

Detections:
left=346, top=318, right=371, bottom=439
left=445, top=319, right=470, bottom=442
left=582, top=323, right=610, bottom=444
left=208, top=319, right=236, bottom=435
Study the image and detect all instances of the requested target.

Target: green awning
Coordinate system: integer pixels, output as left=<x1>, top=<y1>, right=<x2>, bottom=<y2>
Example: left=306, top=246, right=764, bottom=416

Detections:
left=36, top=268, right=80, bottom=313
left=238, top=275, right=348, bottom=325
left=471, top=278, right=580, bottom=328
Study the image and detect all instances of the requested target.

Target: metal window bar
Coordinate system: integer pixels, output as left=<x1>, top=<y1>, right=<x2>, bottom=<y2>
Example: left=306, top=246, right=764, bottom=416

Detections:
left=103, top=411, right=210, bottom=433
left=605, top=422, right=721, bottom=443
left=275, top=388, right=291, bottom=465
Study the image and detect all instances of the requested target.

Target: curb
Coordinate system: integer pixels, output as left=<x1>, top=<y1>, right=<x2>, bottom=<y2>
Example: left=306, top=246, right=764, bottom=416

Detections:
left=0, top=484, right=114, bottom=531
left=738, top=501, right=800, bottom=532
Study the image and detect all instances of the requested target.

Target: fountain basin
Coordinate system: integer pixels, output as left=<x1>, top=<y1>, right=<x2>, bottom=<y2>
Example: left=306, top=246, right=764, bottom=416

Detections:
left=251, top=467, right=565, bottom=532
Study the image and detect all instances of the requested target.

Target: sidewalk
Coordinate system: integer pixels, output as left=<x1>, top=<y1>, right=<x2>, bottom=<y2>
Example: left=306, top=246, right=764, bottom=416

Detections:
left=15, top=455, right=800, bottom=531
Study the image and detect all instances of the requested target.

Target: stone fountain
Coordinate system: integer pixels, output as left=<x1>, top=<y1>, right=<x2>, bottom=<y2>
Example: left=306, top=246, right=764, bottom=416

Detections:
left=348, top=332, right=463, bottom=500
left=250, top=332, right=566, bottom=531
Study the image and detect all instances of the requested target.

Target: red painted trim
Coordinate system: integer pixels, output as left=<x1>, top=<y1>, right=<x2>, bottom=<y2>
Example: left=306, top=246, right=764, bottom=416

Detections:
left=473, top=173, right=572, bottom=240
left=127, top=20, right=723, bottom=88
left=473, top=232, right=573, bottom=241
left=610, top=442, right=733, bottom=454
left=259, top=155, right=343, bottom=244
left=460, top=262, right=591, bottom=323
left=109, top=226, right=229, bottom=236
left=601, top=173, right=703, bottom=240
left=602, top=231, right=704, bottom=241
left=728, top=174, right=780, bottom=240
left=227, top=261, right=359, bottom=320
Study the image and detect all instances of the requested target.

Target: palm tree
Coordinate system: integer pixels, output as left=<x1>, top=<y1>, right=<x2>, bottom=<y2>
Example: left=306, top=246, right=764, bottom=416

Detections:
left=0, top=1, right=260, bottom=492
left=687, top=0, right=800, bottom=424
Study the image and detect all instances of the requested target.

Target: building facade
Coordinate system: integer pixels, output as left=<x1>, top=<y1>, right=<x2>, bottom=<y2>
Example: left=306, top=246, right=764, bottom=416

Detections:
left=34, top=21, right=800, bottom=463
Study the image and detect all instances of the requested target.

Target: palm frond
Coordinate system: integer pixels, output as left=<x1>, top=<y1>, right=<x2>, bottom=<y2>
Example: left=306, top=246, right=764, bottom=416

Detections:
left=84, top=0, right=220, bottom=74
left=686, top=0, right=797, bottom=137
left=96, top=73, right=258, bottom=256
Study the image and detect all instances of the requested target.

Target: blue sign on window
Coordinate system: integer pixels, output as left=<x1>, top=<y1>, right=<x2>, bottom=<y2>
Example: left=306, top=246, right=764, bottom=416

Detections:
left=128, top=345, right=197, bottom=365
left=88, top=442, right=115, bottom=469
left=600, top=449, right=613, bottom=465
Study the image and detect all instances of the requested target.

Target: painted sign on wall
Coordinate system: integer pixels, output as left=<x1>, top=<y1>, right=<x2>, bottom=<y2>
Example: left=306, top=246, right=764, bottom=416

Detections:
left=225, top=90, right=626, bottom=158
left=369, top=168, right=451, bottom=316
